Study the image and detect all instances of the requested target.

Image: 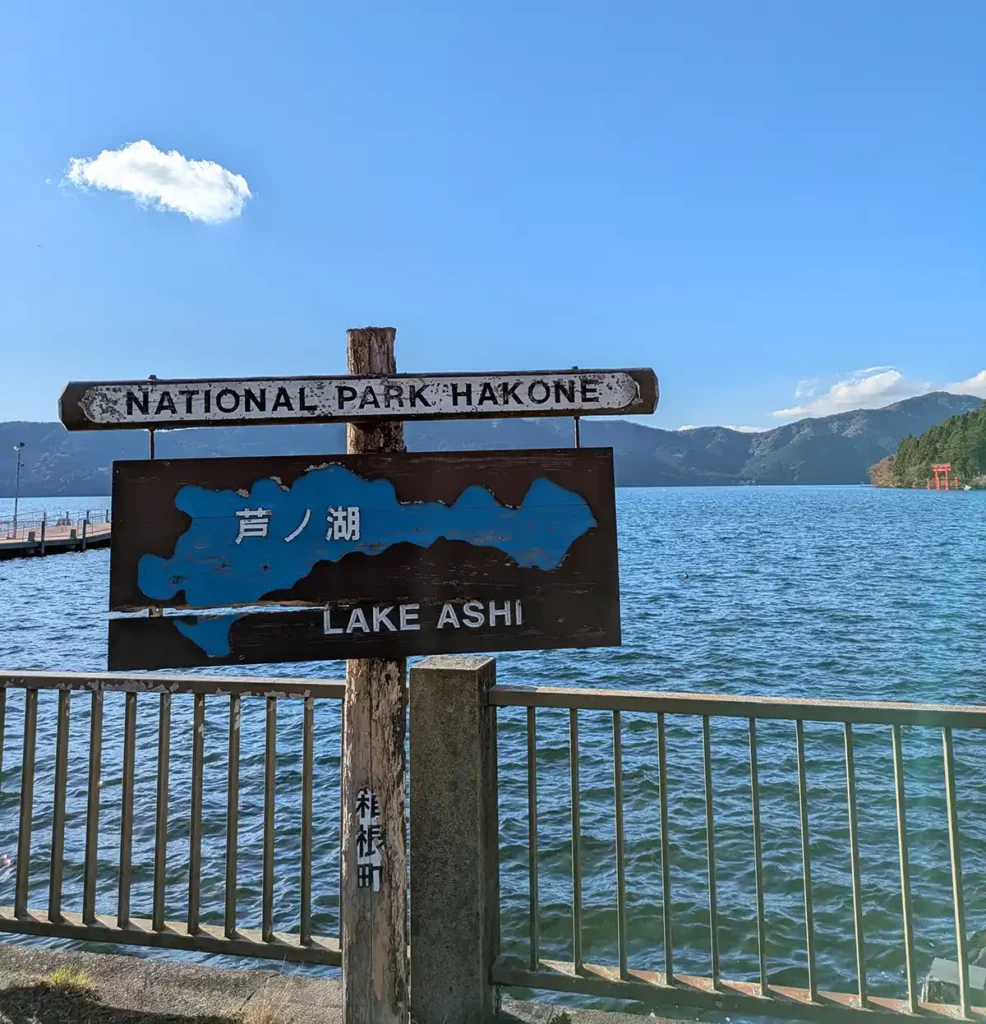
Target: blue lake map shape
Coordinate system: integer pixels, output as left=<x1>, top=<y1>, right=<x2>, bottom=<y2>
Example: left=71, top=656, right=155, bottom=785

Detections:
left=138, top=465, right=598, bottom=658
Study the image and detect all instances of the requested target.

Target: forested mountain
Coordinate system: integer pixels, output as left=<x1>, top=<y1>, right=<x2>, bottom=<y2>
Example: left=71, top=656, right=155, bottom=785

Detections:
left=1, top=392, right=981, bottom=496
left=880, top=403, right=986, bottom=487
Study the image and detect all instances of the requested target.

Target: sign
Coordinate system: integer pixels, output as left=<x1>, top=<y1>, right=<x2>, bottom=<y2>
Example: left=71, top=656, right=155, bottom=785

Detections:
left=59, top=368, right=658, bottom=430
left=107, top=447, right=620, bottom=670
left=355, top=789, right=382, bottom=891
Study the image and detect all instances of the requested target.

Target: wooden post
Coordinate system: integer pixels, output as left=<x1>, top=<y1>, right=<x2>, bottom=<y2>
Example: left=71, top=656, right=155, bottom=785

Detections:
left=81, top=518, right=88, bottom=552
left=341, top=327, right=408, bottom=1024
left=39, top=515, right=46, bottom=556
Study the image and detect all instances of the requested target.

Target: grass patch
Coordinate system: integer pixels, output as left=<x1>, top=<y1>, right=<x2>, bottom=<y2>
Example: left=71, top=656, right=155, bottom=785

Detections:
left=42, top=965, right=97, bottom=994
left=238, top=999, right=284, bottom=1024
left=237, top=978, right=294, bottom=1024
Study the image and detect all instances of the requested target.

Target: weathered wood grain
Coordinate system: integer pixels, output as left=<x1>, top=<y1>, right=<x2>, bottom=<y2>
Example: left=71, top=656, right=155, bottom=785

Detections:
left=341, top=327, right=408, bottom=1024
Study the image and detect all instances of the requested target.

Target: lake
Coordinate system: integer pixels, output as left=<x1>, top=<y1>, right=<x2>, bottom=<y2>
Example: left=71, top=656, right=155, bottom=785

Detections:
left=1, top=486, right=985, bottom=1014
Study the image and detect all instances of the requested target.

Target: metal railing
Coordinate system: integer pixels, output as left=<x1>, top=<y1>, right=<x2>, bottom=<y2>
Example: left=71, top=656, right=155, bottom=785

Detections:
left=0, top=671, right=343, bottom=966
left=1, top=666, right=983, bottom=1020
left=490, top=685, right=986, bottom=1021
left=1, top=509, right=111, bottom=542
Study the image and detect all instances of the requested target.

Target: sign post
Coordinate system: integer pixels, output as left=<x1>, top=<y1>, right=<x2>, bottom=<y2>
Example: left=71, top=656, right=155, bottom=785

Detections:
left=66, top=332, right=657, bottom=1024
left=341, top=328, right=408, bottom=1024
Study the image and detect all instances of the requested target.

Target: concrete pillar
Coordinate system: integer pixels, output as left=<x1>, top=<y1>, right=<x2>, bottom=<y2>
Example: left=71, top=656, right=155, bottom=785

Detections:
left=410, top=655, right=500, bottom=1024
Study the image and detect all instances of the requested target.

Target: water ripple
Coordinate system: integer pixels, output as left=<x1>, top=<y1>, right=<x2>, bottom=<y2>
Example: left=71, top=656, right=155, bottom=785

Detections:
left=1, top=486, right=985, bottom=1014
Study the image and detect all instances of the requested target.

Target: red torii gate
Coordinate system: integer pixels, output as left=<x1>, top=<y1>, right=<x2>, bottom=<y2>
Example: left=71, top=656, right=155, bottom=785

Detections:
left=927, top=463, right=959, bottom=489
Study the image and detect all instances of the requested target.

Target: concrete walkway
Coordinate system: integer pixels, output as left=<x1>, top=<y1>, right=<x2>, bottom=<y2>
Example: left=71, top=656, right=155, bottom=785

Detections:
left=0, top=941, right=675, bottom=1023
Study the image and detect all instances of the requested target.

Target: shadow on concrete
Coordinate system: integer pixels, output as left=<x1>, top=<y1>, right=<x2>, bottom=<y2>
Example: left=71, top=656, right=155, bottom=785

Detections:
left=0, top=981, right=239, bottom=1024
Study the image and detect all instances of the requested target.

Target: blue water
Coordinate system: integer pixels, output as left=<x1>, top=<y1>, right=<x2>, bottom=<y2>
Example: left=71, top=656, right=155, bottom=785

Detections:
left=1, top=486, right=985, bottom=1015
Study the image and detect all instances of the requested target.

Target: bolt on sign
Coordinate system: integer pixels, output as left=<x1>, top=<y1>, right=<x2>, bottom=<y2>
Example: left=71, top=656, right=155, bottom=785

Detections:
left=59, top=368, right=657, bottom=430
left=107, top=448, right=619, bottom=670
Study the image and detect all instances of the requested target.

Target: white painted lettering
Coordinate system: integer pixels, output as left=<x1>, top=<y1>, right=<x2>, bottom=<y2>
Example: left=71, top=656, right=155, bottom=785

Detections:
left=323, top=608, right=343, bottom=635
left=347, top=608, right=370, bottom=633
left=489, top=600, right=511, bottom=626
left=234, top=507, right=272, bottom=544
left=515, top=599, right=523, bottom=624
left=373, top=606, right=397, bottom=632
left=437, top=602, right=460, bottom=629
left=462, top=600, right=485, bottom=627
left=400, top=604, right=420, bottom=631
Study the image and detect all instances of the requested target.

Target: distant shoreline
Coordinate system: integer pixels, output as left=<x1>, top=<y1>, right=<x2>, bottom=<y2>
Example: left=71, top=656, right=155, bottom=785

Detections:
left=0, top=482, right=929, bottom=502
left=3, top=392, right=981, bottom=494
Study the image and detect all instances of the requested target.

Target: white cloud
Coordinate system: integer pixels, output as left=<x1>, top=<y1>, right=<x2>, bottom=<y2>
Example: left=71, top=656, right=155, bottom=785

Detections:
left=65, top=140, right=250, bottom=223
left=771, top=368, right=929, bottom=419
left=794, top=378, right=820, bottom=399
left=946, top=370, right=986, bottom=398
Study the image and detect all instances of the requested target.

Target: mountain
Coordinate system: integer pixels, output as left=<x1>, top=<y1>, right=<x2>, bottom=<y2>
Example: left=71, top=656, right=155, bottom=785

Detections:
left=1, top=392, right=981, bottom=497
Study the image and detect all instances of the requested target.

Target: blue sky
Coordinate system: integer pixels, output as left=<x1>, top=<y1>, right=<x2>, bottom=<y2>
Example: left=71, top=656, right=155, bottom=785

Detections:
left=2, top=1, right=983, bottom=431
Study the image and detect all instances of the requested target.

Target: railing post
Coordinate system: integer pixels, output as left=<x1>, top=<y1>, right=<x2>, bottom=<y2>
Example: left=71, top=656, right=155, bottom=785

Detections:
left=410, top=655, right=500, bottom=1024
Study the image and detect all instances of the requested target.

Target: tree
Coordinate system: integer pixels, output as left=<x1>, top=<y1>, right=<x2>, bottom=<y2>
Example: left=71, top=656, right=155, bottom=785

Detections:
left=889, top=406, right=986, bottom=487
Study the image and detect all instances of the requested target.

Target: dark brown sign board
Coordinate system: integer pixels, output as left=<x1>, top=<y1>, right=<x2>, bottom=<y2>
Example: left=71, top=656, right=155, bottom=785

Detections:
left=60, top=367, right=657, bottom=430
left=108, top=448, right=619, bottom=670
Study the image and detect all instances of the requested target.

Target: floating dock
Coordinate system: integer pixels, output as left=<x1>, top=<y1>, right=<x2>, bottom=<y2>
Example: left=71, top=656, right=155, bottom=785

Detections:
left=0, top=515, right=111, bottom=560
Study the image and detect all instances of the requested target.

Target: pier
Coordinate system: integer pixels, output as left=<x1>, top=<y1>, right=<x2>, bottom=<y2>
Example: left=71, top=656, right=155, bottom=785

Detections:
left=0, top=510, right=111, bottom=560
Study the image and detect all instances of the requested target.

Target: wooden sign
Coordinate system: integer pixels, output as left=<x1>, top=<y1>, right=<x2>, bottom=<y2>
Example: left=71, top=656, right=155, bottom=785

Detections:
left=107, top=448, right=619, bottom=670
left=59, top=368, right=657, bottom=430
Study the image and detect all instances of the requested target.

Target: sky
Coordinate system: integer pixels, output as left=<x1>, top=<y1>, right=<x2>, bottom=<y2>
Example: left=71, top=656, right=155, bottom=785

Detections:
left=1, top=1, right=983, bottom=432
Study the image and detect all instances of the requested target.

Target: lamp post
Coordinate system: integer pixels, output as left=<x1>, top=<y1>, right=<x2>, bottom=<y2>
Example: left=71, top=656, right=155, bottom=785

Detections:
left=12, top=442, right=25, bottom=538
